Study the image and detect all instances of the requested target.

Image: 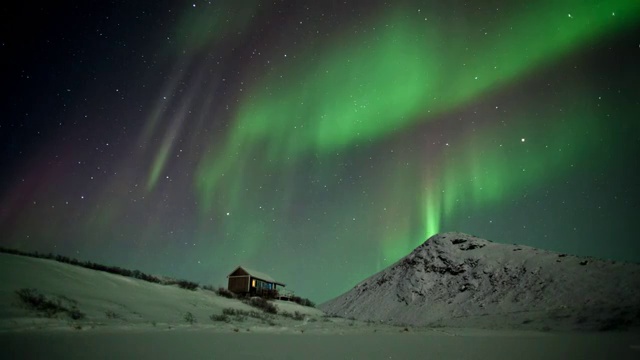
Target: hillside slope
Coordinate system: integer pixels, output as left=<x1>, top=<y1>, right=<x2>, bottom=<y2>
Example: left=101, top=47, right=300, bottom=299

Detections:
left=0, top=252, right=322, bottom=331
left=320, top=232, right=640, bottom=331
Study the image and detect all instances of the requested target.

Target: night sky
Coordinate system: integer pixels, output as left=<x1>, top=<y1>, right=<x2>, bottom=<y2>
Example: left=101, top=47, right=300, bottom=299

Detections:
left=1, top=1, right=639, bottom=303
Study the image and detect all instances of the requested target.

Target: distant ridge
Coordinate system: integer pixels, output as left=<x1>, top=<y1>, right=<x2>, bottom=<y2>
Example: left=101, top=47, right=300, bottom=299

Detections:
left=320, top=232, right=640, bottom=331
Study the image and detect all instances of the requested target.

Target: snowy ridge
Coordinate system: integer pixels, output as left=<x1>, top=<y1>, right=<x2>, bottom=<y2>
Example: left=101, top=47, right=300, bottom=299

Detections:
left=320, top=232, right=640, bottom=330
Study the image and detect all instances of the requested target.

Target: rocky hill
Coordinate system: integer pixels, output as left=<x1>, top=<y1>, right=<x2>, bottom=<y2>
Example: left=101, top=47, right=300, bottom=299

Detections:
left=320, top=232, right=640, bottom=331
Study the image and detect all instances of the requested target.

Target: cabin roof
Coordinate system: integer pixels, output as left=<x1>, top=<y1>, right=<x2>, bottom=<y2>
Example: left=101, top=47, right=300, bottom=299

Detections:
left=228, top=265, right=286, bottom=286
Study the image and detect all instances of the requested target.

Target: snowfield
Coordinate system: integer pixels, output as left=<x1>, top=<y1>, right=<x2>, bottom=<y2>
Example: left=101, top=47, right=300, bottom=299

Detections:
left=1, top=236, right=640, bottom=359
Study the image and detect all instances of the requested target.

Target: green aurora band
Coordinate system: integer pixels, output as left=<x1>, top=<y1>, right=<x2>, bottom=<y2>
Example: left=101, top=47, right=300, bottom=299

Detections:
left=187, top=1, right=639, bottom=263
left=198, top=0, right=636, bottom=171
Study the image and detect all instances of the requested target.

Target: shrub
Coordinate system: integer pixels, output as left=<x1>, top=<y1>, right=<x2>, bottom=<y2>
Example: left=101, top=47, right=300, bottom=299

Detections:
left=221, top=309, right=246, bottom=322
left=300, top=298, right=316, bottom=308
left=105, top=310, right=121, bottom=319
left=184, top=312, right=196, bottom=324
left=140, top=272, right=160, bottom=283
left=245, top=297, right=278, bottom=314
left=132, top=271, right=161, bottom=284
left=210, top=314, right=230, bottom=323
left=68, top=308, right=86, bottom=320
left=288, top=295, right=315, bottom=308
left=249, top=310, right=268, bottom=319
left=216, top=287, right=236, bottom=299
left=222, top=308, right=243, bottom=316
left=222, top=308, right=272, bottom=322
left=16, top=288, right=65, bottom=317
left=260, top=289, right=279, bottom=300
left=176, top=280, right=199, bottom=291
left=15, top=288, right=85, bottom=320
left=281, top=311, right=305, bottom=321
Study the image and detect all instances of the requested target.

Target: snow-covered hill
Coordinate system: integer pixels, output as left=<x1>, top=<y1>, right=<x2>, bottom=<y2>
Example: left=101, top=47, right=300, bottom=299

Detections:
left=0, top=252, right=323, bottom=332
left=320, top=232, right=640, bottom=331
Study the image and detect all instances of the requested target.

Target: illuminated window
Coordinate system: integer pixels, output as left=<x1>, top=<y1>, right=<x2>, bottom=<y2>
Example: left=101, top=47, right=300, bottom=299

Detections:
left=252, top=279, right=256, bottom=287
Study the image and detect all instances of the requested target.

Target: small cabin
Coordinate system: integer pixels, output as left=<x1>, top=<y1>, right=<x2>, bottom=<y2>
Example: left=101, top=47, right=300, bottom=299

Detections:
left=227, top=266, right=285, bottom=297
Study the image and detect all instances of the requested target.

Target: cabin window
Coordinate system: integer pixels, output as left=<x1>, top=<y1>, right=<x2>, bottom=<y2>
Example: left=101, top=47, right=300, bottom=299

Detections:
left=252, top=279, right=256, bottom=287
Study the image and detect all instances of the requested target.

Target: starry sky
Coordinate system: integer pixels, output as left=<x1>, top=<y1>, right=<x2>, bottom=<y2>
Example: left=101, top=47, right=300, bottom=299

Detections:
left=1, top=0, right=639, bottom=303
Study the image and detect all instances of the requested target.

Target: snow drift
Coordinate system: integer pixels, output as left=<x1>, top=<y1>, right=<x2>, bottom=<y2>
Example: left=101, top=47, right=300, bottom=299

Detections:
left=320, top=232, right=640, bottom=330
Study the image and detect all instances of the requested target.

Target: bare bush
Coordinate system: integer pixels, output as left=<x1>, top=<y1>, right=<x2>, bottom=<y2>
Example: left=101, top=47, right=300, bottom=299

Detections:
left=244, top=297, right=278, bottom=314
left=215, top=287, right=236, bottom=299
left=184, top=311, right=196, bottom=324
left=210, top=314, right=230, bottom=323
left=281, top=311, right=305, bottom=321
left=176, top=280, right=199, bottom=291
left=15, top=288, right=85, bottom=320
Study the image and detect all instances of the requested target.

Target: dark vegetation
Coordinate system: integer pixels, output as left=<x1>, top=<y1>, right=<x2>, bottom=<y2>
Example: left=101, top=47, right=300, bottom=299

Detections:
left=211, top=308, right=277, bottom=325
left=215, top=287, right=236, bottom=299
left=288, top=295, right=316, bottom=308
left=16, top=288, right=85, bottom=320
left=210, top=314, right=231, bottom=322
left=160, top=278, right=200, bottom=290
left=255, top=289, right=280, bottom=300
left=175, top=280, right=199, bottom=291
left=184, top=311, right=196, bottom=324
left=243, top=297, right=278, bottom=314
left=258, top=289, right=315, bottom=308
left=212, top=308, right=326, bottom=326
left=201, top=285, right=237, bottom=298
left=280, top=311, right=305, bottom=321
left=105, top=310, right=122, bottom=319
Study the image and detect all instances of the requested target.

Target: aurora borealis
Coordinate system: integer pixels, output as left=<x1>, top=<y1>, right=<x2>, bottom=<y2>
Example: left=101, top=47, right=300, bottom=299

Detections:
left=1, top=1, right=639, bottom=303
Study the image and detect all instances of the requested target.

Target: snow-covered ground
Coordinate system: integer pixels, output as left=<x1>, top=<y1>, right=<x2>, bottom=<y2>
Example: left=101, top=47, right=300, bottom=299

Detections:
left=1, top=249, right=640, bottom=359
left=321, top=232, right=640, bottom=332
left=0, top=252, right=323, bottom=333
